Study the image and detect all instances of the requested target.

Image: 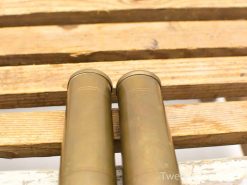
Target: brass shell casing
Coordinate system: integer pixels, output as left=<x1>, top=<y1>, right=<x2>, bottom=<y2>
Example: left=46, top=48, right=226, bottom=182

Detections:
left=117, top=70, right=181, bottom=185
left=59, top=69, right=116, bottom=185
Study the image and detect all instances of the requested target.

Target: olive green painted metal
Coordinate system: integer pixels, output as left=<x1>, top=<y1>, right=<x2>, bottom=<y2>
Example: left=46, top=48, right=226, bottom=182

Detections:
left=117, top=70, right=182, bottom=185
left=59, top=69, right=116, bottom=185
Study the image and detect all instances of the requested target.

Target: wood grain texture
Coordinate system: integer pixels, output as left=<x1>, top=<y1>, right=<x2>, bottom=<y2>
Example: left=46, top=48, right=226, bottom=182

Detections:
left=0, top=101, right=247, bottom=158
left=1, top=0, right=247, bottom=26
left=1, top=21, right=247, bottom=65
left=1, top=57, right=247, bottom=108
left=0, top=157, right=246, bottom=184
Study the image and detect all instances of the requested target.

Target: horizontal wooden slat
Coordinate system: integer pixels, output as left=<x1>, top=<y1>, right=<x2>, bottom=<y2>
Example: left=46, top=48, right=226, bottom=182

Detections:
left=1, top=21, right=247, bottom=66
left=1, top=157, right=247, bottom=185
left=1, top=57, right=247, bottom=108
left=1, top=1, right=247, bottom=27
left=1, top=101, right=247, bottom=158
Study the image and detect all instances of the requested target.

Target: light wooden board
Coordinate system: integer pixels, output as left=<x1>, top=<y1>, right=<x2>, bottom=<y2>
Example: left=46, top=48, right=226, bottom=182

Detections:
left=1, top=0, right=247, bottom=26
left=0, top=101, right=247, bottom=158
left=1, top=21, right=247, bottom=65
left=1, top=57, right=247, bottom=108
left=0, top=157, right=246, bottom=185
left=3, top=0, right=247, bottom=15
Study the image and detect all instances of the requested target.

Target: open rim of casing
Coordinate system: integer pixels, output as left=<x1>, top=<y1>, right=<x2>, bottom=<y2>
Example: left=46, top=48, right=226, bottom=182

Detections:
left=116, top=70, right=162, bottom=94
left=68, top=69, right=113, bottom=91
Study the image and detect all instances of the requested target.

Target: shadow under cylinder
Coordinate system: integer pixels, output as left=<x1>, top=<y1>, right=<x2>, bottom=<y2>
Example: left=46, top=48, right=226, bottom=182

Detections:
left=59, top=69, right=116, bottom=185
left=117, top=71, right=181, bottom=185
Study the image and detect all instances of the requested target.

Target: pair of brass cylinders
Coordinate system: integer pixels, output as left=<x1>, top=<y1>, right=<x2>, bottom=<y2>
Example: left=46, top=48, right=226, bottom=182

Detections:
left=59, top=69, right=181, bottom=185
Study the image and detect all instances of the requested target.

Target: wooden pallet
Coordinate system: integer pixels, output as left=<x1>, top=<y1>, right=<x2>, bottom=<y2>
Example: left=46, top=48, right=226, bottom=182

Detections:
left=0, top=1, right=247, bottom=184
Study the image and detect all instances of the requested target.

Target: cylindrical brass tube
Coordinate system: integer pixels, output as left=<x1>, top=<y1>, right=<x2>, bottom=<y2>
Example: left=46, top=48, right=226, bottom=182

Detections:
left=59, top=69, right=116, bottom=185
left=117, top=71, right=181, bottom=185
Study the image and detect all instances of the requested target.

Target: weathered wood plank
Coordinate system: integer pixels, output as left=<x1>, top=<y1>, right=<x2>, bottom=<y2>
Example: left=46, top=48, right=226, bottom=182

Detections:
left=1, top=21, right=247, bottom=65
left=1, top=0, right=247, bottom=27
left=1, top=57, right=247, bottom=108
left=0, top=157, right=246, bottom=185
left=0, top=101, right=247, bottom=158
